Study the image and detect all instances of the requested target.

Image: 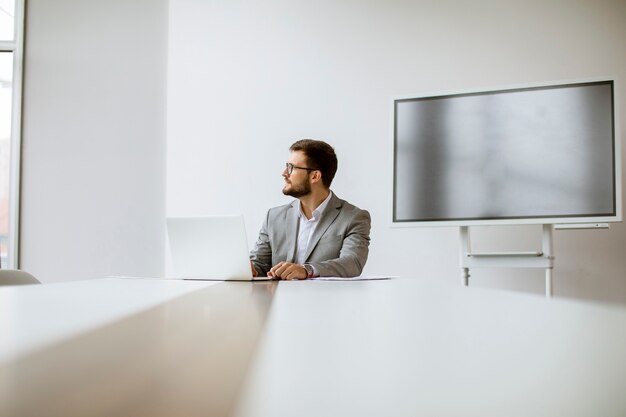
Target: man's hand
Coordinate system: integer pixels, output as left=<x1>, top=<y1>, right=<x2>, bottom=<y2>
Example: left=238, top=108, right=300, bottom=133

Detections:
left=267, top=262, right=308, bottom=280
left=250, top=262, right=258, bottom=277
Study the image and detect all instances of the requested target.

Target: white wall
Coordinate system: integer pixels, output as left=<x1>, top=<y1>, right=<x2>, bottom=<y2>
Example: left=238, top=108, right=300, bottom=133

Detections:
left=168, top=0, right=626, bottom=303
left=20, top=0, right=168, bottom=282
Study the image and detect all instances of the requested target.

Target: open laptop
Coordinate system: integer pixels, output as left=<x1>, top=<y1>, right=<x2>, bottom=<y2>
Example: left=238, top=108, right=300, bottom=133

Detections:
left=166, top=215, right=271, bottom=281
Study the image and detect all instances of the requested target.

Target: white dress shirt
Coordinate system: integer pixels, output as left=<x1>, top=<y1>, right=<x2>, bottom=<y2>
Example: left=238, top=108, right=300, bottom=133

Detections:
left=295, top=191, right=333, bottom=269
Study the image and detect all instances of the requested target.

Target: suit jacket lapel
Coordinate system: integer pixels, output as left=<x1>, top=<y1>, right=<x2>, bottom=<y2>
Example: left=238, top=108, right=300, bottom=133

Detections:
left=285, top=200, right=299, bottom=263
left=303, top=193, right=342, bottom=262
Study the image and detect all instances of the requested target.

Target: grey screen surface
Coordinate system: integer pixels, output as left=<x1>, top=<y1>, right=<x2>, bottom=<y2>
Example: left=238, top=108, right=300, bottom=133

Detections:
left=394, top=81, right=616, bottom=222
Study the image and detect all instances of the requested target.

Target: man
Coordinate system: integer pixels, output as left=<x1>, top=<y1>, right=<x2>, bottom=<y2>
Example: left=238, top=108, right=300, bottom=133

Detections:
left=250, top=139, right=371, bottom=280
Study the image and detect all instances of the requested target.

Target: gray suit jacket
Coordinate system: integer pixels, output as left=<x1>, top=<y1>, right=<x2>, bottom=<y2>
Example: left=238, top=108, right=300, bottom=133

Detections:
left=250, top=193, right=371, bottom=277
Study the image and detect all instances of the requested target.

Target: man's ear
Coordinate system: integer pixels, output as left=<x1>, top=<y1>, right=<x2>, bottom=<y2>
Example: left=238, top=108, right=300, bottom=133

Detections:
left=310, top=170, right=322, bottom=184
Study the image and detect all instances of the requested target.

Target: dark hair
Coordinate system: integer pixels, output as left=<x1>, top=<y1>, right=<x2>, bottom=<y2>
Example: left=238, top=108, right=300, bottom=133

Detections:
left=289, top=139, right=338, bottom=188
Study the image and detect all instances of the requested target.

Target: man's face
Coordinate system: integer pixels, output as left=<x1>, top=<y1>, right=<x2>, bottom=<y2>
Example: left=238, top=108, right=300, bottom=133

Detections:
left=282, top=151, right=312, bottom=198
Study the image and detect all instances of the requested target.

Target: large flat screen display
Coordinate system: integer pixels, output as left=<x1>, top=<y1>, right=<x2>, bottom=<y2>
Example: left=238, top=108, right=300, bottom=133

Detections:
left=393, top=80, right=621, bottom=225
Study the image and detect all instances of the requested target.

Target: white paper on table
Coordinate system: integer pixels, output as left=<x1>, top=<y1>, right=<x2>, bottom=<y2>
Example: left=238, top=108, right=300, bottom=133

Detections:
left=309, top=276, right=396, bottom=281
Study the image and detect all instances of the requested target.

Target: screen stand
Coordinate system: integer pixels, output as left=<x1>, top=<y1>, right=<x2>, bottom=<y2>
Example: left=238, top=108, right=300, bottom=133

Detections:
left=459, top=225, right=555, bottom=298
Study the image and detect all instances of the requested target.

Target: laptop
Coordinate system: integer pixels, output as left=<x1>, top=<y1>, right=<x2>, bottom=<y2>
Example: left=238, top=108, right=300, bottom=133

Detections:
left=166, top=215, right=271, bottom=281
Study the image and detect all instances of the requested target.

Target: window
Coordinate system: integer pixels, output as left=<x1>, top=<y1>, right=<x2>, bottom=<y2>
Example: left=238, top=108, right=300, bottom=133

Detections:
left=0, top=0, right=24, bottom=268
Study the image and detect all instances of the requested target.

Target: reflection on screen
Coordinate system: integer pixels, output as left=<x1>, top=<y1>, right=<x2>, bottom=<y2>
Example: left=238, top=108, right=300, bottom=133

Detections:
left=394, top=81, right=615, bottom=222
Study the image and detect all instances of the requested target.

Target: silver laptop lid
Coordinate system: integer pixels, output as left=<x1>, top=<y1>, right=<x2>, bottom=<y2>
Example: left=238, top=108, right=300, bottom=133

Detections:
left=166, top=215, right=257, bottom=280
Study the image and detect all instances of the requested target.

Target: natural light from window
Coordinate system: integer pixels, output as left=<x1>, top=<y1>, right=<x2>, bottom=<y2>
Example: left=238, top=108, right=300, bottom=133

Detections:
left=0, top=0, right=15, bottom=41
left=0, top=52, right=12, bottom=266
left=0, top=0, right=20, bottom=268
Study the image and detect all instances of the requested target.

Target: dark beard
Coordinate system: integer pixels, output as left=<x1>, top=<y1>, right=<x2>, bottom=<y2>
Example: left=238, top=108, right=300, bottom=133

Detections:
left=282, top=181, right=311, bottom=198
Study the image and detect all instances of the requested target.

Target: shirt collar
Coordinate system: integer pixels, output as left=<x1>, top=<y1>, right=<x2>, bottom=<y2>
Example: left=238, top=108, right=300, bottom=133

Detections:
left=298, top=191, right=333, bottom=220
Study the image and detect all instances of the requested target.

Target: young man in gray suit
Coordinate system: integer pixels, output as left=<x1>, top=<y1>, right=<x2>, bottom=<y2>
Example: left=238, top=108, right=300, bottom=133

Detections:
left=250, top=139, right=371, bottom=280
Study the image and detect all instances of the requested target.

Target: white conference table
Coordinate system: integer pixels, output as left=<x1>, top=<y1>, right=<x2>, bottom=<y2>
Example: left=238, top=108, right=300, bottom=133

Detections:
left=1, top=277, right=625, bottom=417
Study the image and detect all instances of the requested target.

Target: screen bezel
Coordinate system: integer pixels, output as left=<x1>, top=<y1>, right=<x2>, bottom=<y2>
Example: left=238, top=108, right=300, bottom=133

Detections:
left=390, top=78, right=622, bottom=227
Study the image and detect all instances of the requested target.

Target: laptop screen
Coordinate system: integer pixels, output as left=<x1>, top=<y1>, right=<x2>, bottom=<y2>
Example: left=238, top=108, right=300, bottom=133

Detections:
left=166, top=215, right=254, bottom=280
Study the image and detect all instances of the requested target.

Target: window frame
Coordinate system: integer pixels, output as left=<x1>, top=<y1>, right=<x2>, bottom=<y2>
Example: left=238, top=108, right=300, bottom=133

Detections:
left=0, top=0, right=25, bottom=268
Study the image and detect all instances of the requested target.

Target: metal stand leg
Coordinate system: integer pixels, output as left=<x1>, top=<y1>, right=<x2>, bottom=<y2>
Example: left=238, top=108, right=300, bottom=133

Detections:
left=542, top=224, right=554, bottom=298
left=460, top=226, right=470, bottom=287
left=545, top=269, right=553, bottom=298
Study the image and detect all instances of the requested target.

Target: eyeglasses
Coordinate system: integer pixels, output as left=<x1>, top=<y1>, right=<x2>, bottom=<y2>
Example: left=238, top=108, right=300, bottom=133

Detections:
left=285, top=162, right=317, bottom=175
